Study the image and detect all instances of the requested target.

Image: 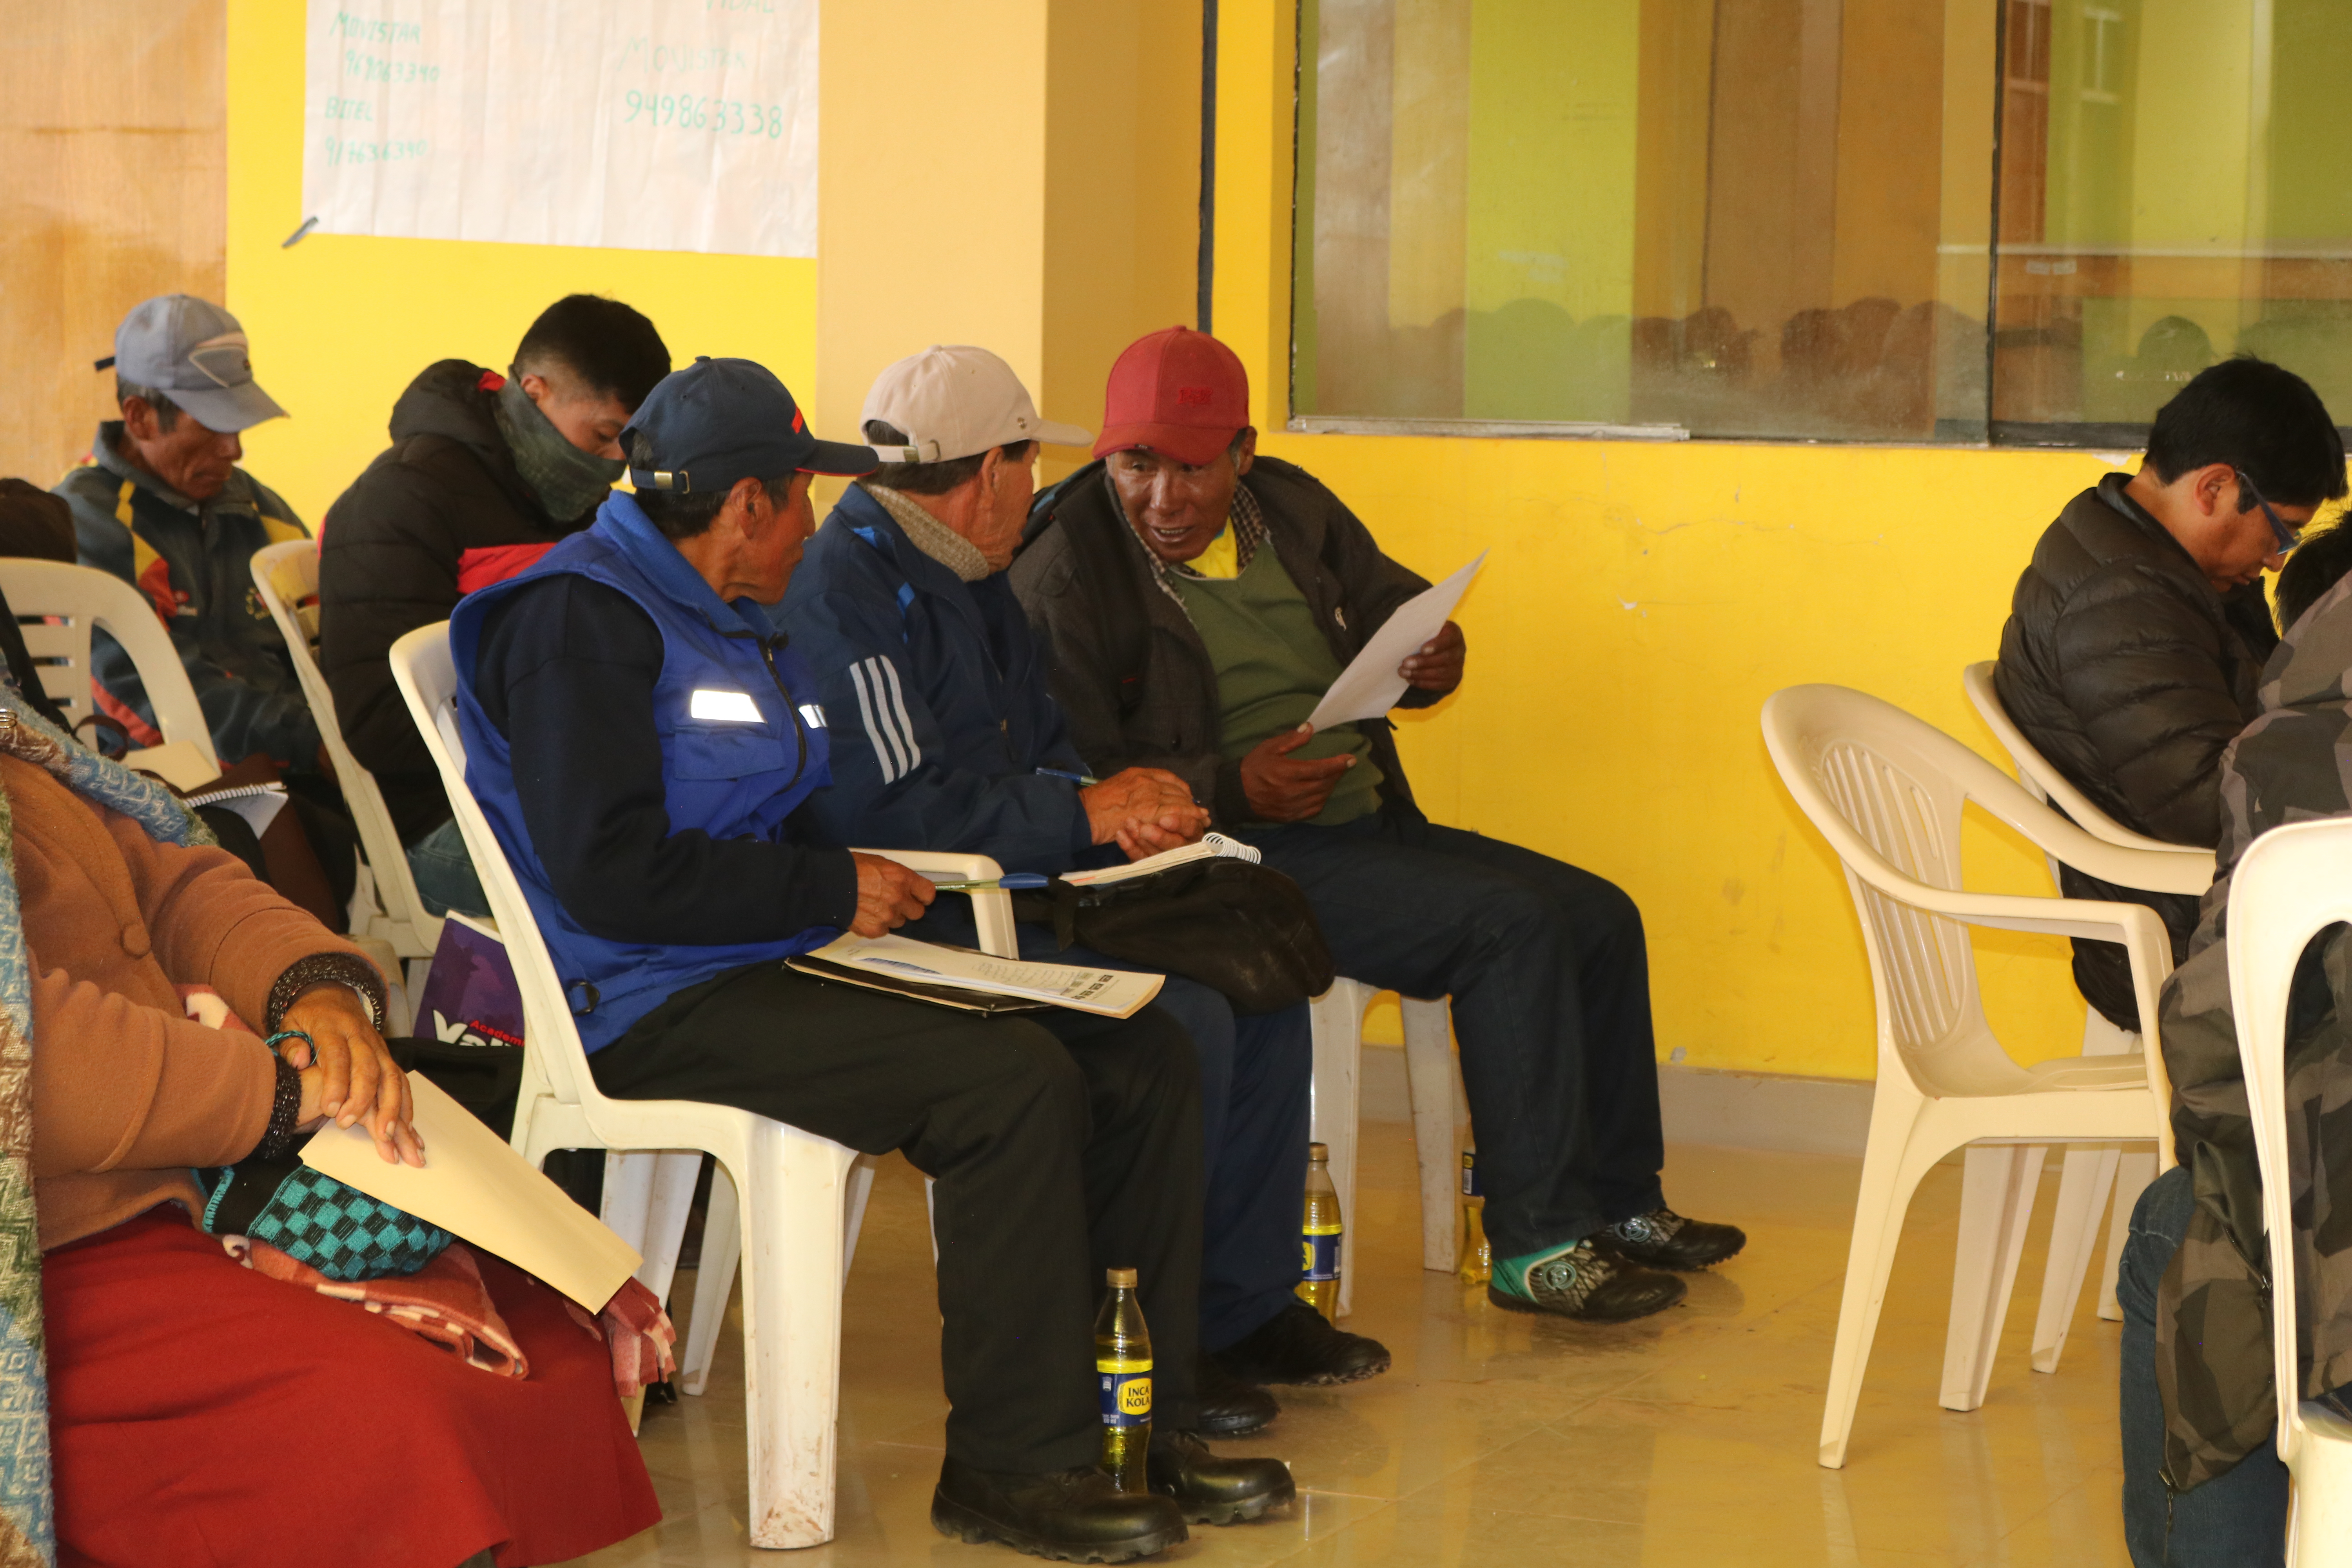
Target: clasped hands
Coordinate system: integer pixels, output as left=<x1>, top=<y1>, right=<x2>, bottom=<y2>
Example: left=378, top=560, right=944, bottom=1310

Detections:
left=277, top=983, right=425, bottom=1167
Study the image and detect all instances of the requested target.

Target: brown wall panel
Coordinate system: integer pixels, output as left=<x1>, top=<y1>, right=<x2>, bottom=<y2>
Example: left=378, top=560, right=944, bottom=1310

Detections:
left=0, top=0, right=226, bottom=487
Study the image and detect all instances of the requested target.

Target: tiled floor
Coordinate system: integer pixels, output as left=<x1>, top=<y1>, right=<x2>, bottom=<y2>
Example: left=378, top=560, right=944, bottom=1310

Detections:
left=567, top=1071, right=2131, bottom=1566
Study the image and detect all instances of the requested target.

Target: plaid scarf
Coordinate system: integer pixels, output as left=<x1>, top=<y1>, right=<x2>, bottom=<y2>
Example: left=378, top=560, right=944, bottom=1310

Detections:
left=0, top=702, right=210, bottom=1565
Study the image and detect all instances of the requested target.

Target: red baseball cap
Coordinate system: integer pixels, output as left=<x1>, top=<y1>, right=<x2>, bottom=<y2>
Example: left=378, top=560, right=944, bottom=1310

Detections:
left=1093, top=326, right=1250, bottom=467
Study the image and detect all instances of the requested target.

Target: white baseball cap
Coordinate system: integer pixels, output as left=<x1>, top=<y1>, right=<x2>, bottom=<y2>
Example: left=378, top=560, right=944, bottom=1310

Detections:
left=861, top=346, right=1091, bottom=463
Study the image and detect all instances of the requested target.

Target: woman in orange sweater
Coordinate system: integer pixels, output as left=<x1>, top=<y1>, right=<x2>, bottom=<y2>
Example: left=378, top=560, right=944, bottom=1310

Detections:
left=5, top=708, right=657, bottom=1567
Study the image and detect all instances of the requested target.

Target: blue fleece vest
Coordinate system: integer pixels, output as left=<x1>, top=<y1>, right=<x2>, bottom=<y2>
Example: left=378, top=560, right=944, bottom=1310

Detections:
left=450, top=494, right=835, bottom=1051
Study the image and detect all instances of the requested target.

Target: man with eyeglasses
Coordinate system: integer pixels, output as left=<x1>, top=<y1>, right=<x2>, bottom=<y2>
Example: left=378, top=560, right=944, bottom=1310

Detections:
left=1995, top=356, right=2347, bottom=1036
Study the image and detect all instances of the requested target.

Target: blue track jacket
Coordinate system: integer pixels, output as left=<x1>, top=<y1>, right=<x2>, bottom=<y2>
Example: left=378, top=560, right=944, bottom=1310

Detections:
left=775, top=485, right=1098, bottom=874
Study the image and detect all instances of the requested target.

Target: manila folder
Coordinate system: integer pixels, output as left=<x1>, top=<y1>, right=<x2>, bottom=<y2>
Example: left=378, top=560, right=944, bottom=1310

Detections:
left=300, top=1071, right=642, bottom=1312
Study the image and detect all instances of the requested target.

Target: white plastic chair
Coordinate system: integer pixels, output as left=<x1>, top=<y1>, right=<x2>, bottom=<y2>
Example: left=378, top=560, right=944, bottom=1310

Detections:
left=2229, top=816, right=2352, bottom=1566
left=1964, top=661, right=2213, bottom=1351
left=0, top=558, right=217, bottom=766
left=390, top=621, right=1016, bottom=1548
left=1308, top=981, right=1459, bottom=1315
left=1763, top=684, right=2196, bottom=1468
left=251, top=540, right=441, bottom=962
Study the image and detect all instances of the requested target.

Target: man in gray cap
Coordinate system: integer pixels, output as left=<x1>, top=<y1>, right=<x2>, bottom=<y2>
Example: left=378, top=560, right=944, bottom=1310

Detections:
left=54, top=294, right=319, bottom=776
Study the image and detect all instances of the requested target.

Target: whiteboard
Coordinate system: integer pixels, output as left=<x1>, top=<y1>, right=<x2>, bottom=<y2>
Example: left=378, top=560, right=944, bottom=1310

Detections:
left=301, top=0, right=818, bottom=258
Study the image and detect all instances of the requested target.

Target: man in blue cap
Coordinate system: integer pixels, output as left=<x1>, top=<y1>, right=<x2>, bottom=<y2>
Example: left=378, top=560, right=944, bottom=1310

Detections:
left=449, top=356, right=1292, bottom=1560
left=56, top=294, right=315, bottom=769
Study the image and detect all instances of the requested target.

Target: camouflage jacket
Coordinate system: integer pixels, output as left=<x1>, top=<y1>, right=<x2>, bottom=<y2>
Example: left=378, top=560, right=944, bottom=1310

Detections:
left=2157, top=567, right=2352, bottom=1490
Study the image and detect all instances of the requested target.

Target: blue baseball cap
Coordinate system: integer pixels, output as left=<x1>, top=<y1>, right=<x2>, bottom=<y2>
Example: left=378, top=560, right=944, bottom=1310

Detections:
left=622, top=356, right=877, bottom=495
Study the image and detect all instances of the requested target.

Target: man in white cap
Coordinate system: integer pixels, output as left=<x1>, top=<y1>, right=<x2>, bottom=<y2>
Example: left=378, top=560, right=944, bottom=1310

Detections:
left=776, top=347, right=1390, bottom=1441
left=54, top=295, right=317, bottom=775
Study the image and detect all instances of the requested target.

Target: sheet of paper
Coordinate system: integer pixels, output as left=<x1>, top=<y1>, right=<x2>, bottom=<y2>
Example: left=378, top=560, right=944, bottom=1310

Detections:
left=1304, top=552, right=1487, bottom=732
left=121, top=740, right=216, bottom=792
left=196, top=789, right=289, bottom=838
left=810, top=935, right=1163, bottom=1018
left=301, top=1071, right=641, bottom=1311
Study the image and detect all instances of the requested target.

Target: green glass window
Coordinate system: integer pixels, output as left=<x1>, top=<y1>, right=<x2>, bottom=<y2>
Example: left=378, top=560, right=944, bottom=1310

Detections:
left=1291, top=0, right=2352, bottom=445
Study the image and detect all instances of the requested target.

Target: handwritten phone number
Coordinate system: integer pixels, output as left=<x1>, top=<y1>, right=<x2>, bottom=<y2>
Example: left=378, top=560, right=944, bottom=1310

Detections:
left=621, top=91, right=786, bottom=137
left=321, top=136, right=430, bottom=166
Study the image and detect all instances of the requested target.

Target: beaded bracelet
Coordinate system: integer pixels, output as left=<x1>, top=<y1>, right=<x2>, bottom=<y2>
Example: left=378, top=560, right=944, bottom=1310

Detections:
left=266, top=953, right=388, bottom=1034
left=252, top=1056, right=304, bottom=1162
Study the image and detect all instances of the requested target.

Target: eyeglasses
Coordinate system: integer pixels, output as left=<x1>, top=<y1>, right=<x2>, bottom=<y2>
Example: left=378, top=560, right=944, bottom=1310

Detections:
left=2236, top=470, right=2303, bottom=556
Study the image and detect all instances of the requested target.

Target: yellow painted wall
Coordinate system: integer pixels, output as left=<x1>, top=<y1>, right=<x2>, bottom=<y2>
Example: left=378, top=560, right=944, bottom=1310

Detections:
left=1218, top=0, right=2112, bottom=1078
left=223, top=0, right=817, bottom=525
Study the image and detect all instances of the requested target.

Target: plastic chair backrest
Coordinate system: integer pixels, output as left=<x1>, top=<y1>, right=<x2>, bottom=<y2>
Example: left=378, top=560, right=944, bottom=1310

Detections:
left=250, top=541, right=442, bottom=953
left=0, top=559, right=218, bottom=767
left=2225, top=816, right=2352, bottom=1460
left=1963, top=660, right=2210, bottom=860
left=1763, top=683, right=2195, bottom=1093
left=389, top=623, right=593, bottom=1111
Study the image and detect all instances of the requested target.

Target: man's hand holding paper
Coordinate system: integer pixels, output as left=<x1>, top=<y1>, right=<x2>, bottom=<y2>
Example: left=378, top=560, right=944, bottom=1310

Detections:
left=1303, top=551, right=1485, bottom=730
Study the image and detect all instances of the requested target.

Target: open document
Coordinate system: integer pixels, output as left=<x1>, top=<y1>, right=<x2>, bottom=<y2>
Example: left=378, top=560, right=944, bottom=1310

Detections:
left=1304, top=551, right=1487, bottom=731
left=799, top=934, right=1163, bottom=1018
left=1060, top=831, right=1261, bottom=887
left=300, top=1072, right=643, bottom=1312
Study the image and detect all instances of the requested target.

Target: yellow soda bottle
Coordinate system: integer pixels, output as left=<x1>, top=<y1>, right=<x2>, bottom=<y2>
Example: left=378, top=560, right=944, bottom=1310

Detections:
left=1094, top=1267, right=1152, bottom=1492
left=1298, top=1142, right=1343, bottom=1319
left=1456, top=1149, right=1491, bottom=1284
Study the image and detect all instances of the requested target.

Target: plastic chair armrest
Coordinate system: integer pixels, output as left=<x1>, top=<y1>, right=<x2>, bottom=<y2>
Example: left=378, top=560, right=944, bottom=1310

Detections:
left=849, top=848, right=1018, bottom=959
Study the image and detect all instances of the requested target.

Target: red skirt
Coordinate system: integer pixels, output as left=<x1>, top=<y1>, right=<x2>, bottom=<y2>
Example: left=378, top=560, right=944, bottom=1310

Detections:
left=48, top=1207, right=661, bottom=1568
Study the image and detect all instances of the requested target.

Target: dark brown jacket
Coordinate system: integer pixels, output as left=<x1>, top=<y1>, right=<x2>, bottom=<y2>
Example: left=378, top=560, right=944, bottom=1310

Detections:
left=1010, top=457, right=1440, bottom=827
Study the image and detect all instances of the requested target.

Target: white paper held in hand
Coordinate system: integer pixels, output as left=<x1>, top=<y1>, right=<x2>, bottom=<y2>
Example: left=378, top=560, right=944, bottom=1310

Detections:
left=1304, top=551, right=1487, bottom=732
left=299, top=1071, right=642, bottom=1312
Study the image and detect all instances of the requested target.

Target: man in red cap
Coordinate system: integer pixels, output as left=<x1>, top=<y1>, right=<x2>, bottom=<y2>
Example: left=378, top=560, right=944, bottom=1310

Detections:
left=1013, top=326, right=1747, bottom=1330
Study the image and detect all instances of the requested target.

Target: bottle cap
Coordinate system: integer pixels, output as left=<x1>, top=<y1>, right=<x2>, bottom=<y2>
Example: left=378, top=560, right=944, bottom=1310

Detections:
left=1106, top=1267, right=1138, bottom=1288
left=1308, top=1142, right=1328, bottom=1160
left=1461, top=1149, right=1475, bottom=1166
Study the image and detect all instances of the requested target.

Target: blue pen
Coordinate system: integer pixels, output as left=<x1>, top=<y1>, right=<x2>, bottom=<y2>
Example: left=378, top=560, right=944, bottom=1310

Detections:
left=929, top=872, right=1051, bottom=893
left=1034, top=766, right=1102, bottom=787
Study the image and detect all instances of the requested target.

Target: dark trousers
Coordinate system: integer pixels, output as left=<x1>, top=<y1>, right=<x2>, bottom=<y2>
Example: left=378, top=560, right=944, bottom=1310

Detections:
left=1239, top=806, right=1666, bottom=1258
left=588, top=962, right=1203, bottom=1474
left=2120, top=1165, right=2290, bottom=1566
left=913, top=900, right=1314, bottom=1354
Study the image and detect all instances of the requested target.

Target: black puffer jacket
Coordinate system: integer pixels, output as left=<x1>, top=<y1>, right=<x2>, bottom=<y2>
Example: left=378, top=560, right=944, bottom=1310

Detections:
left=319, top=361, right=598, bottom=844
left=1994, top=473, right=2279, bottom=1030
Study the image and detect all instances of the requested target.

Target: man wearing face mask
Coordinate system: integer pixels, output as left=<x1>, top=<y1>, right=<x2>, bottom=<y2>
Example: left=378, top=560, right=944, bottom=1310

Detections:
left=57, top=295, right=313, bottom=769
left=318, top=294, right=670, bottom=916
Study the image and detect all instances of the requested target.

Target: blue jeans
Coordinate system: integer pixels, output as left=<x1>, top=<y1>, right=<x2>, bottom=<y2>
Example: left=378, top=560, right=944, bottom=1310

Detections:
left=911, top=900, right=1313, bottom=1351
left=1239, top=807, right=1666, bottom=1257
left=406, top=818, right=489, bottom=919
left=2120, top=1164, right=2289, bottom=1566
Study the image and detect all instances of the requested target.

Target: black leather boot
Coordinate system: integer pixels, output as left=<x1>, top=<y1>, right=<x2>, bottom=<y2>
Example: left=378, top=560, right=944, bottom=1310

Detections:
left=1146, top=1430, right=1296, bottom=1524
left=931, top=1457, right=1187, bottom=1562
left=1196, top=1354, right=1279, bottom=1437
left=1593, top=1209, right=1748, bottom=1271
left=1207, top=1301, right=1391, bottom=1387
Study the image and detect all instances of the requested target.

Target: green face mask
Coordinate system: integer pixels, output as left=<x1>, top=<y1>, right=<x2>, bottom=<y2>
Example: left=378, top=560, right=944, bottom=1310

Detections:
left=492, top=372, right=626, bottom=522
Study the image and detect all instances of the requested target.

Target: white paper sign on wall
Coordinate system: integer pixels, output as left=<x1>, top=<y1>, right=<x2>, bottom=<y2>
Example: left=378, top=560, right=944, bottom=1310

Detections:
left=301, top=0, right=817, bottom=258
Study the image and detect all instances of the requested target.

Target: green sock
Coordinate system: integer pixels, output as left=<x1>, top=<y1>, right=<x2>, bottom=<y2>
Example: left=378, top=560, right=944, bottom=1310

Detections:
left=1490, top=1238, right=1583, bottom=1300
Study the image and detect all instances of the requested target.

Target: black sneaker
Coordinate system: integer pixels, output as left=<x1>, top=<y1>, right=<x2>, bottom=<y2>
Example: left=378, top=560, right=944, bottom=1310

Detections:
left=1208, top=1302, right=1391, bottom=1388
left=931, top=1457, right=1187, bottom=1563
left=1147, top=1430, right=1296, bottom=1524
left=1593, top=1209, right=1747, bottom=1271
left=1196, top=1353, right=1279, bottom=1437
left=1486, top=1239, right=1685, bottom=1322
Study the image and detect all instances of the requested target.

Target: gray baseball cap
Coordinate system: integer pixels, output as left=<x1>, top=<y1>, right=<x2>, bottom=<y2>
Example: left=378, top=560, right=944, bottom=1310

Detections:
left=101, top=295, right=286, bottom=434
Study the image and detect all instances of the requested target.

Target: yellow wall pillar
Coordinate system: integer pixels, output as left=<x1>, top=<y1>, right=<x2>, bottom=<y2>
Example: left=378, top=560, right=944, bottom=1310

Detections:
left=816, top=1, right=1202, bottom=483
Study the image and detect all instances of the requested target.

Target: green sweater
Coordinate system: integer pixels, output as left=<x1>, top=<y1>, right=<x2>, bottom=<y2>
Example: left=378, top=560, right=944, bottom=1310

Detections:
left=1170, top=544, right=1382, bottom=827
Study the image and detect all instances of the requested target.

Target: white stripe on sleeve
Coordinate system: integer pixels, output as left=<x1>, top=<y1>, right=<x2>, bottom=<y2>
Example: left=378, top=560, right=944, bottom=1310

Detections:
left=877, top=656, right=923, bottom=775
left=847, top=659, right=906, bottom=782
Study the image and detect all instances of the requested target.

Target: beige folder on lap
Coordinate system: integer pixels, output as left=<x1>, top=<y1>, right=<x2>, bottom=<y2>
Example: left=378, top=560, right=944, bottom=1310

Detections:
left=300, top=1071, right=642, bottom=1312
